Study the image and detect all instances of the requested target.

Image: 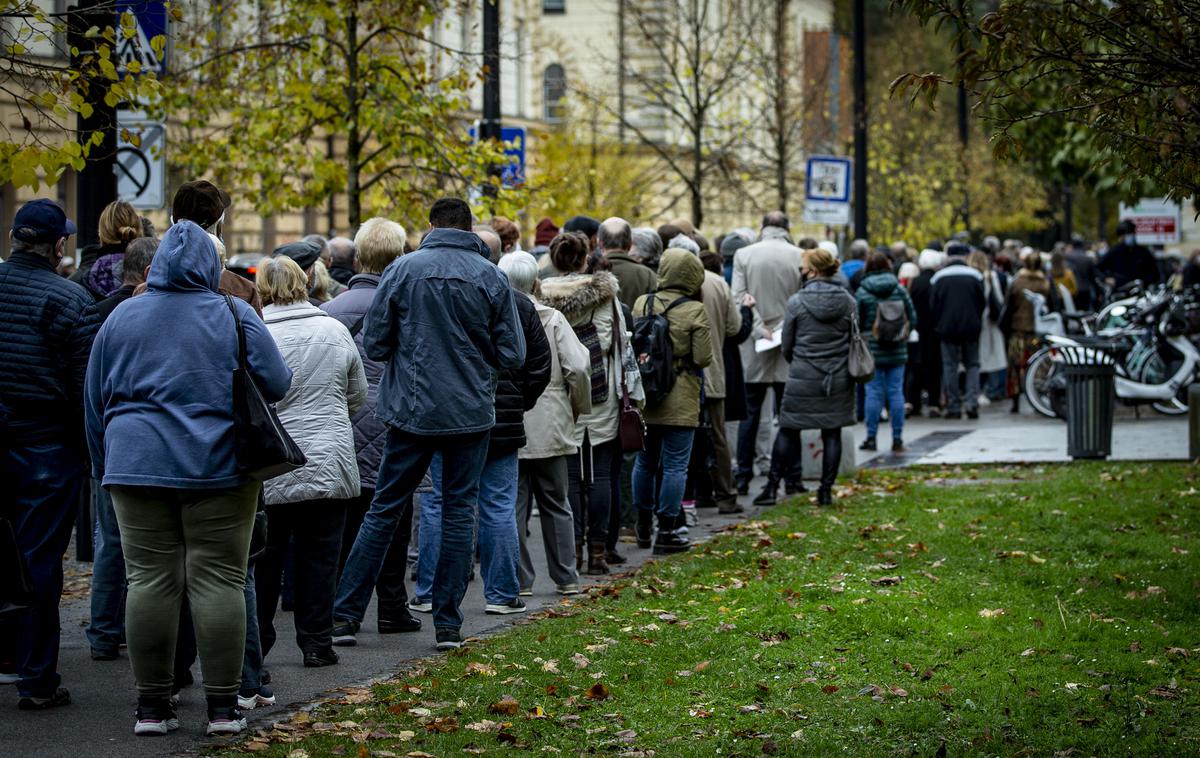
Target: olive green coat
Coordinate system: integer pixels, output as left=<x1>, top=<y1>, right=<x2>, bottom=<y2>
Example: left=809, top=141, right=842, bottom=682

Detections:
left=633, top=249, right=713, bottom=427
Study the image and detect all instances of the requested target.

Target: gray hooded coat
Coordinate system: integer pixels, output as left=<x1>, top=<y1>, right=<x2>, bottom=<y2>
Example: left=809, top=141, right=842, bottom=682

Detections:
left=778, top=278, right=856, bottom=430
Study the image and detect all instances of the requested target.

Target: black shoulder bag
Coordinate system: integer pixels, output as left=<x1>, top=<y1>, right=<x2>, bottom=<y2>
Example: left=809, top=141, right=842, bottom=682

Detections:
left=224, top=297, right=307, bottom=481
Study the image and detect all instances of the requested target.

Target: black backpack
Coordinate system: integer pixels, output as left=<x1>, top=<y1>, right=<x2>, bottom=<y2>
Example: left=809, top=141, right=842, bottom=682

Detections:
left=872, top=298, right=911, bottom=345
left=632, top=295, right=690, bottom=407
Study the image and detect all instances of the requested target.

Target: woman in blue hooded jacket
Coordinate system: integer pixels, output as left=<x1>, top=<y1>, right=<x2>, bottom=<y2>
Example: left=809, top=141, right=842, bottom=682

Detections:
left=85, top=220, right=291, bottom=737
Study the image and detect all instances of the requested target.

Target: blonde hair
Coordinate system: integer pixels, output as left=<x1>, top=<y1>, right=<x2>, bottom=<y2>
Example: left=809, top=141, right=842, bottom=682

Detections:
left=99, top=201, right=143, bottom=246
left=354, top=217, right=407, bottom=274
left=309, top=260, right=334, bottom=302
left=967, top=250, right=990, bottom=277
left=801, top=247, right=839, bottom=278
left=256, top=255, right=309, bottom=306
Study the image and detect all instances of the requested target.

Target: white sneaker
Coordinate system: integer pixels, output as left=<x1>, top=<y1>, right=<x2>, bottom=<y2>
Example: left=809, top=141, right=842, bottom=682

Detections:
left=518, top=588, right=533, bottom=597
left=206, top=711, right=248, bottom=736
left=683, top=501, right=698, bottom=527
left=408, top=598, right=432, bottom=614
left=555, top=584, right=581, bottom=596
left=484, top=598, right=527, bottom=615
left=133, top=701, right=180, bottom=736
left=237, top=694, right=257, bottom=710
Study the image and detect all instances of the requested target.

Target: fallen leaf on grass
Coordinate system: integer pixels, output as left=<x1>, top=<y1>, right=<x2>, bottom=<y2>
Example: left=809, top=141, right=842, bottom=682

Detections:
left=466, top=662, right=497, bottom=677
left=615, top=729, right=638, bottom=743
left=585, top=683, right=611, bottom=700
left=689, top=707, right=713, bottom=718
left=978, top=608, right=1006, bottom=618
left=1021, top=648, right=1036, bottom=657
left=541, top=659, right=560, bottom=673
left=423, top=717, right=458, bottom=734
left=1167, top=647, right=1189, bottom=657
left=694, top=660, right=711, bottom=672
left=851, top=598, right=871, bottom=605
left=465, top=720, right=500, bottom=732
left=870, top=576, right=902, bottom=586
left=572, top=653, right=590, bottom=669
left=1171, top=545, right=1189, bottom=555
left=490, top=695, right=520, bottom=715
left=820, top=685, right=840, bottom=694
left=888, top=685, right=908, bottom=697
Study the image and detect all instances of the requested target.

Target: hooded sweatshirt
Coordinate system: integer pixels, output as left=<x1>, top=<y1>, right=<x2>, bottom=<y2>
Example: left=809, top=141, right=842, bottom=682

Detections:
left=632, top=248, right=712, bottom=427
left=85, top=220, right=292, bottom=489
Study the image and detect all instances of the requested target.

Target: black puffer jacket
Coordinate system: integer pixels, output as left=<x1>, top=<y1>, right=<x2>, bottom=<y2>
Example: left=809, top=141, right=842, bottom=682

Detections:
left=490, top=293, right=552, bottom=456
left=0, top=252, right=95, bottom=443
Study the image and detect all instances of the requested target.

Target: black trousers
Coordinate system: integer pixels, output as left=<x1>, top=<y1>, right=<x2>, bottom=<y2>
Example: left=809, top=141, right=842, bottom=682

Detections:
left=338, top=488, right=412, bottom=620
left=256, top=498, right=346, bottom=658
left=769, top=428, right=843, bottom=490
left=566, top=434, right=619, bottom=546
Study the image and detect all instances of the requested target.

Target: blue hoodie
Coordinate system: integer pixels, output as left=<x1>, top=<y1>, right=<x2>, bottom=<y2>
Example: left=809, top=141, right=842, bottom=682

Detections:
left=85, top=220, right=292, bottom=489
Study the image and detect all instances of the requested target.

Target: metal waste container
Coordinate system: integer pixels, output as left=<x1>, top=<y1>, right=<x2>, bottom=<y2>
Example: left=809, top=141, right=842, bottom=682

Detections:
left=1061, top=345, right=1116, bottom=460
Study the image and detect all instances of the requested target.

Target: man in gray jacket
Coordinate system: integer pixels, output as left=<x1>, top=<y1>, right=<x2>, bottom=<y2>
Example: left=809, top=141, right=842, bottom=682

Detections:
left=731, top=211, right=804, bottom=494
left=332, top=198, right=526, bottom=652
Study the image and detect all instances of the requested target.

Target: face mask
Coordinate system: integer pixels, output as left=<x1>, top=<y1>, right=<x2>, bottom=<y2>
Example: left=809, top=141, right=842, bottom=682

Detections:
left=1124, top=234, right=1136, bottom=245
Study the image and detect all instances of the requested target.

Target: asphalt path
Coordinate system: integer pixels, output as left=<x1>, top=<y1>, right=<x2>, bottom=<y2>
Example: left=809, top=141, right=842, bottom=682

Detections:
left=0, top=496, right=764, bottom=758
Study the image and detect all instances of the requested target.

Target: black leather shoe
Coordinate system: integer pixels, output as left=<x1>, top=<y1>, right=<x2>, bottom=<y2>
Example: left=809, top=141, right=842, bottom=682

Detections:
left=605, top=549, right=627, bottom=565
left=859, top=437, right=877, bottom=451
left=752, top=482, right=778, bottom=507
left=303, top=648, right=339, bottom=668
left=378, top=609, right=421, bottom=634
left=18, top=687, right=71, bottom=710
left=652, top=530, right=691, bottom=555
left=784, top=482, right=808, bottom=495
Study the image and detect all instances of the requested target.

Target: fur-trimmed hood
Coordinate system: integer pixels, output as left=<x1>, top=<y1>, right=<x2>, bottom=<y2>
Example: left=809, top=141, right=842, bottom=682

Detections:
left=537, top=271, right=619, bottom=321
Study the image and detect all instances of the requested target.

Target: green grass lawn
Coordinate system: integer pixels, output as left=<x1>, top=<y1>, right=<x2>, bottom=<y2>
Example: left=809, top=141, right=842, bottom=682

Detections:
left=222, top=462, right=1199, bottom=757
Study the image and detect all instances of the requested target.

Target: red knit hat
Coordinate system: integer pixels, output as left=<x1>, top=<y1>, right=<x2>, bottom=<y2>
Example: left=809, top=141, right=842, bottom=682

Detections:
left=534, top=217, right=559, bottom=247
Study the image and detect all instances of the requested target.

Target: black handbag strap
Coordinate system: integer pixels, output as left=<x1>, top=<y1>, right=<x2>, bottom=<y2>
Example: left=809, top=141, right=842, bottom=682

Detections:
left=348, top=315, right=366, bottom=337
left=224, top=295, right=248, bottom=371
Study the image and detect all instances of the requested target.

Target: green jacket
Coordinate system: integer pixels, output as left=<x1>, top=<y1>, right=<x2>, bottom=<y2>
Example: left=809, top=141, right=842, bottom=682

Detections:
left=633, top=249, right=712, bottom=427
left=607, top=252, right=657, bottom=310
left=855, top=271, right=917, bottom=367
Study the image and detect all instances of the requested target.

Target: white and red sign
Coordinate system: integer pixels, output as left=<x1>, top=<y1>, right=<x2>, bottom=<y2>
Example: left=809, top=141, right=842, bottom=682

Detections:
left=1119, top=198, right=1181, bottom=245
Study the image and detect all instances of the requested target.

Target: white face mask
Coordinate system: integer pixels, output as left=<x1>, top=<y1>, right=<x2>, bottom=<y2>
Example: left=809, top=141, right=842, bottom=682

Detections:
left=1124, top=234, right=1136, bottom=245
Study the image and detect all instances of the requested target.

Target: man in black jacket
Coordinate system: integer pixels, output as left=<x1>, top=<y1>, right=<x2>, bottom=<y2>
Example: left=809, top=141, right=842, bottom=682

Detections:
left=0, top=200, right=91, bottom=710
left=1100, top=220, right=1161, bottom=289
left=930, top=246, right=999, bottom=419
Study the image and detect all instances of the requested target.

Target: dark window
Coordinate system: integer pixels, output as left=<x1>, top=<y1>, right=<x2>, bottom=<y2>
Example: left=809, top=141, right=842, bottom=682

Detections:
left=543, top=0, right=566, bottom=14
left=543, top=64, right=566, bottom=122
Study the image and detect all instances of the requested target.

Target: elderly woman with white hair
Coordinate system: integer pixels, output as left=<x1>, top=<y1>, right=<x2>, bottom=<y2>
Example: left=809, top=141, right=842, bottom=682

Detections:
left=319, top=217, right=426, bottom=638
left=499, top=252, right=593, bottom=596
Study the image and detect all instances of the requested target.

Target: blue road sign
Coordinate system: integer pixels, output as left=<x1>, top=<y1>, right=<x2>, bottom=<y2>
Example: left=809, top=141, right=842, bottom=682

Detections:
left=469, top=125, right=527, bottom=188
left=116, top=1, right=168, bottom=75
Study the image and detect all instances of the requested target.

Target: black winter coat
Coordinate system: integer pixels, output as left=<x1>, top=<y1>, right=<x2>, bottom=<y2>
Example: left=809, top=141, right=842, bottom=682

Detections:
left=0, top=252, right=94, bottom=443
left=723, top=304, right=754, bottom=422
left=489, top=293, right=552, bottom=456
left=930, top=261, right=989, bottom=344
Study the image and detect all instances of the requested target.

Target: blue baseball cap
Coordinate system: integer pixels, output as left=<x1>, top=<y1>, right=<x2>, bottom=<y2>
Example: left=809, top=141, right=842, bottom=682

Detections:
left=11, top=199, right=77, bottom=243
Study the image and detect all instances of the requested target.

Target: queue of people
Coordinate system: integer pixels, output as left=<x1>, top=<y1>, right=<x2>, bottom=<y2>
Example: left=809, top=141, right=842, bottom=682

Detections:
left=2, top=186, right=1186, bottom=737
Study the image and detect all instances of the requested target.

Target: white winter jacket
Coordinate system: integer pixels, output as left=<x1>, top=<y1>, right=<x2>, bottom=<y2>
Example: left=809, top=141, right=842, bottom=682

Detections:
left=262, top=301, right=368, bottom=505
left=519, top=299, right=593, bottom=460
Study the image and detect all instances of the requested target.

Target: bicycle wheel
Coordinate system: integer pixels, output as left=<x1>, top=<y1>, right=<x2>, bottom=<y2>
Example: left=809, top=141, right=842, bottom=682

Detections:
left=1023, top=348, right=1062, bottom=418
left=1137, top=354, right=1189, bottom=415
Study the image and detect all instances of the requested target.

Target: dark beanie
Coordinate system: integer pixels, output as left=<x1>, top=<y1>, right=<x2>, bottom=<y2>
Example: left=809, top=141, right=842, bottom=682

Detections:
left=563, top=215, right=600, bottom=238
left=535, top=217, right=559, bottom=247
left=720, top=233, right=751, bottom=260
left=273, top=239, right=322, bottom=271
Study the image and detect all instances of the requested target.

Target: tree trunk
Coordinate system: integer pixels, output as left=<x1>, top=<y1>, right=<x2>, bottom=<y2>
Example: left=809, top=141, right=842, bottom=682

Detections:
left=345, top=8, right=362, bottom=229
left=774, top=0, right=790, bottom=213
left=692, top=123, right=704, bottom=228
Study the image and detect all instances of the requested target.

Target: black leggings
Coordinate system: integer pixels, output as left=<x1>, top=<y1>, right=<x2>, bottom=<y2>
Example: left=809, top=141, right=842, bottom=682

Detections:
left=769, top=428, right=842, bottom=490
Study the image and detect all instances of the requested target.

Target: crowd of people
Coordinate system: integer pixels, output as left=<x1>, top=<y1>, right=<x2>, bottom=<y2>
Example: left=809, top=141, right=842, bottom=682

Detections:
left=1, top=183, right=1192, bottom=737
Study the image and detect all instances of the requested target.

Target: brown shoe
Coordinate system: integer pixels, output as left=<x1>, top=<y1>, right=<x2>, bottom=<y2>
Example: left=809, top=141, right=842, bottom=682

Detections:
left=585, top=543, right=610, bottom=575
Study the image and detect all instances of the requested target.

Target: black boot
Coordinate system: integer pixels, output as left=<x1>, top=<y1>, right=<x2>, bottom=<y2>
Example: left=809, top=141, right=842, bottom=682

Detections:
left=635, top=509, right=653, bottom=549
left=753, top=480, right=778, bottom=507
left=784, top=481, right=808, bottom=495
left=817, top=487, right=833, bottom=506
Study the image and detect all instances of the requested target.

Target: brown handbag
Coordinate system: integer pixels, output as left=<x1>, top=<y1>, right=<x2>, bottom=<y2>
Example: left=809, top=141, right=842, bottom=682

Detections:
left=612, top=302, right=646, bottom=452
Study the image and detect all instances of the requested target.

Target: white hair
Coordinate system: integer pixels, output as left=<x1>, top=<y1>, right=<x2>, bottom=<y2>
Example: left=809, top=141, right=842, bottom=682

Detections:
left=917, top=249, right=946, bottom=270
left=818, top=240, right=839, bottom=260
left=498, top=250, right=539, bottom=294
left=668, top=234, right=700, bottom=256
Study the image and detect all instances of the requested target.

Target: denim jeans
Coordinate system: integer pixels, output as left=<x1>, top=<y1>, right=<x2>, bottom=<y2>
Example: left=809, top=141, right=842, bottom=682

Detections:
left=340, top=488, right=412, bottom=621
left=240, top=564, right=263, bottom=697
left=633, top=426, right=696, bottom=520
left=0, top=441, right=83, bottom=698
left=87, top=479, right=126, bottom=655
left=941, top=340, right=981, bottom=414
left=983, top=368, right=1007, bottom=400
left=735, top=382, right=783, bottom=483
left=865, top=364, right=907, bottom=441
left=334, top=428, right=490, bottom=632
left=415, top=451, right=519, bottom=606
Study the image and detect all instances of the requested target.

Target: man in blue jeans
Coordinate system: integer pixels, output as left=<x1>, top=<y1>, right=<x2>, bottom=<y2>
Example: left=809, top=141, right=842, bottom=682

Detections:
left=411, top=278, right=551, bottom=617
left=0, top=200, right=92, bottom=709
left=331, top=198, right=526, bottom=651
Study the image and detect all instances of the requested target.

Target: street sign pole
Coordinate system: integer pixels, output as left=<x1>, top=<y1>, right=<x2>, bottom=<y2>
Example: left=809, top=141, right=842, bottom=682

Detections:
left=481, top=0, right=502, bottom=198
left=69, top=0, right=118, bottom=248
left=852, top=0, right=868, bottom=240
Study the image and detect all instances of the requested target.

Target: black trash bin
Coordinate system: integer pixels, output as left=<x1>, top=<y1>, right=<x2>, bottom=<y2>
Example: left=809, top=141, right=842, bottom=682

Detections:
left=1061, top=346, right=1116, bottom=460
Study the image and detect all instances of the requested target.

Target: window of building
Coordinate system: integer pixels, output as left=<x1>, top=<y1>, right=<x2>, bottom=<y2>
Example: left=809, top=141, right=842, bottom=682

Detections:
left=543, top=0, right=566, bottom=14
left=543, top=63, right=567, bottom=122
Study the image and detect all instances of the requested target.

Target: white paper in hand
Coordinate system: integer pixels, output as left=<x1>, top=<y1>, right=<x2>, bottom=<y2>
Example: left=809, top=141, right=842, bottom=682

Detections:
left=754, top=328, right=782, bottom=353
